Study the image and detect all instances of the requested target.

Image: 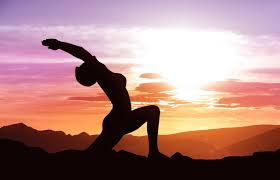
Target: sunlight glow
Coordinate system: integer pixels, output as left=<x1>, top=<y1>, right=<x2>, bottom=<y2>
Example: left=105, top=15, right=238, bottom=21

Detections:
left=136, top=28, right=245, bottom=102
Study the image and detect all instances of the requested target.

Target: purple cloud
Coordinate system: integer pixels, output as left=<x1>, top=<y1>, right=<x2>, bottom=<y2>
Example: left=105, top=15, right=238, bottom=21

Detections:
left=0, top=25, right=142, bottom=63
left=2, top=0, right=280, bottom=34
left=249, top=68, right=280, bottom=76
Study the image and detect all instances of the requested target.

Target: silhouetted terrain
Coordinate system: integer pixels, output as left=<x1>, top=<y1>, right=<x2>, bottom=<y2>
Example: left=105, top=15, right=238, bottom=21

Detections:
left=223, top=128, right=280, bottom=156
left=1, top=123, right=280, bottom=159
left=0, top=139, right=279, bottom=179
left=172, top=124, right=279, bottom=148
left=0, top=123, right=96, bottom=152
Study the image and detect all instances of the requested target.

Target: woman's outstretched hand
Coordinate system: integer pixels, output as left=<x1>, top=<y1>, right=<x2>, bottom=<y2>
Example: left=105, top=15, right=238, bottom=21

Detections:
left=42, top=39, right=61, bottom=50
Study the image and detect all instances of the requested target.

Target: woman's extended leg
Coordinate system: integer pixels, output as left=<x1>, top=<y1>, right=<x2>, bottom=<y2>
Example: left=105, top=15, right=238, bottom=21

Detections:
left=85, top=129, right=123, bottom=154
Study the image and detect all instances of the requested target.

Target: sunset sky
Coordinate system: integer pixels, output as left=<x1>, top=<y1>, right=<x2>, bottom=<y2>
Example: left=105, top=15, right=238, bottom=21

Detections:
left=1, top=0, right=280, bottom=135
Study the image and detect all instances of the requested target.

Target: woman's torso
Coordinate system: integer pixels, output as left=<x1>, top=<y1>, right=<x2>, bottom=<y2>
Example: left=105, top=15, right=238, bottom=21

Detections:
left=98, top=72, right=132, bottom=130
left=98, top=71, right=131, bottom=112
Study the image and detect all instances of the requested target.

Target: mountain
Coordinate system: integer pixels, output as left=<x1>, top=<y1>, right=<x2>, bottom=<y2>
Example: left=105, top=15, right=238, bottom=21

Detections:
left=1, top=139, right=279, bottom=179
left=0, top=123, right=97, bottom=152
left=0, top=123, right=216, bottom=159
left=169, top=125, right=279, bottom=149
left=0, top=123, right=279, bottom=159
left=223, top=128, right=280, bottom=156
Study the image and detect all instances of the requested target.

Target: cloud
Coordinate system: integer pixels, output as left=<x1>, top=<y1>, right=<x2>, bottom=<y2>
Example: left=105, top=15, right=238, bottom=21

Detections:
left=0, top=62, right=135, bottom=85
left=67, top=95, right=109, bottom=102
left=131, top=93, right=172, bottom=103
left=249, top=68, right=280, bottom=76
left=0, top=62, right=137, bottom=109
left=217, top=95, right=280, bottom=109
left=139, top=73, right=162, bottom=79
left=135, top=82, right=176, bottom=93
left=67, top=93, right=172, bottom=103
left=204, top=80, right=280, bottom=109
left=3, top=0, right=280, bottom=34
left=66, top=91, right=192, bottom=108
left=0, top=25, right=144, bottom=63
left=2, top=24, right=280, bottom=74
left=203, top=80, right=280, bottom=95
left=0, top=63, right=75, bottom=87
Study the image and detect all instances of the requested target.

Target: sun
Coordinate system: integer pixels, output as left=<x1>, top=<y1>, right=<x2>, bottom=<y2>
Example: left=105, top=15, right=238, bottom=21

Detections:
left=136, top=28, right=245, bottom=102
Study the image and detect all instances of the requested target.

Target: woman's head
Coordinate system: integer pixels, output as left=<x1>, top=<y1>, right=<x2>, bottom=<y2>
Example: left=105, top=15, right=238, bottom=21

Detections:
left=75, top=63, right=97, bottom=86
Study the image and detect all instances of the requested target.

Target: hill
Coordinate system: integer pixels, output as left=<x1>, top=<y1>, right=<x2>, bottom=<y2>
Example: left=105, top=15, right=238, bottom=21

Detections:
left=170, top=124, right=279, bottom=149
left=1, top=123, right=279, bottom=159
left=0, top=123, right=97, bottom=152
left=0, top=123, right=216, bottom=158
left=223, top=128, right=280, bottom=156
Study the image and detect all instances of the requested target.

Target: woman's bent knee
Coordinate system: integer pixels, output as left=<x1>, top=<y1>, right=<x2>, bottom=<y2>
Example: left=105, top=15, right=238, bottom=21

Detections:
left=149, top=105, right=160, bottom=115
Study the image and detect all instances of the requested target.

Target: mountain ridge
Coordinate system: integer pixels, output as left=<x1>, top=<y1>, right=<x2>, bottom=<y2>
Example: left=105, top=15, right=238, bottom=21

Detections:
left=222, top=127, right=280, bottom=156
left=1, top=123, right=280, bottom=159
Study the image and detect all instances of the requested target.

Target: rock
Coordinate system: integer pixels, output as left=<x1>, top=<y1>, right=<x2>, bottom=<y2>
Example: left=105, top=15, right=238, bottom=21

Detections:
left=171, top=152, right=193, bottom=161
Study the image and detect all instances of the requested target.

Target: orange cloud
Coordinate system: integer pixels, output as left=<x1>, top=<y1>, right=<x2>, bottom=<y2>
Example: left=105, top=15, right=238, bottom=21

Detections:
left=139, top=73, right=162, bottom=79
left=217, top=95, right=280, bottom=109
left=67, top=93, right=173, bottom=103
left=67, top=96, right=109, bottom=102
left=135, top=82, right=176, bottom=93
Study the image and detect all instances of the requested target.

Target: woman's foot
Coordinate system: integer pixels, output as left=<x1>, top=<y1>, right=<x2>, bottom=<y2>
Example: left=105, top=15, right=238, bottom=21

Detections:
left=148, top=151, right=169, bottom=160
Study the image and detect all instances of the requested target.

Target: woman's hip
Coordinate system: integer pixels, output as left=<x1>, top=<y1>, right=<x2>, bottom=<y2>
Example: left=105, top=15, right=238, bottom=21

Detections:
left=102, top=110, right=132, bottom=131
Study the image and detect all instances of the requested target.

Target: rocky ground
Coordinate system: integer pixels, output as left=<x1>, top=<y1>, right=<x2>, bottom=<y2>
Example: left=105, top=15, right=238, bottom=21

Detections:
left=1, top=139, right=279, bottom=179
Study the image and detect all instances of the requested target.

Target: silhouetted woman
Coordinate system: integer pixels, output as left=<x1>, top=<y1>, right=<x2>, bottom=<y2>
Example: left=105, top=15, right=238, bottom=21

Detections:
left=42, top=39, right=167, bottom=159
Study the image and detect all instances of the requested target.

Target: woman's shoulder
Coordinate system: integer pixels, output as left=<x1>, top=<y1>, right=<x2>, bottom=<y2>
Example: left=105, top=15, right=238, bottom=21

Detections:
left=114, top=73, right=126, bottom=80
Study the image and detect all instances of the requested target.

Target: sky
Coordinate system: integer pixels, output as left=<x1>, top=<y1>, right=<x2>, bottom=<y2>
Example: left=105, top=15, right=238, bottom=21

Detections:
left=1, top=0, right=280, bottom=135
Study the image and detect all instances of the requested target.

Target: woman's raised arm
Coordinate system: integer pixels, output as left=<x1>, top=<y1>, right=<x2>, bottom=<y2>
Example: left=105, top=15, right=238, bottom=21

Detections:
left=42, top=39, right=97, bottom=64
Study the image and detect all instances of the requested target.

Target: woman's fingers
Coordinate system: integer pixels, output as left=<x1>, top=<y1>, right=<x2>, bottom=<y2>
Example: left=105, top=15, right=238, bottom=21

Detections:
left=42, top=39, right=58, bottom=46
left=42, top=40, right=47, bottom=46
left=48, top=45, right=59, bottom=50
